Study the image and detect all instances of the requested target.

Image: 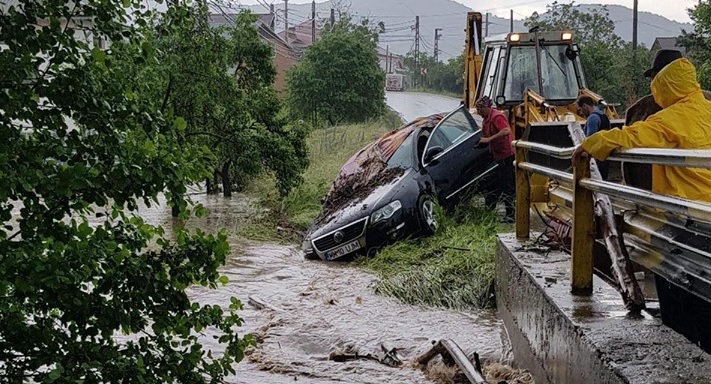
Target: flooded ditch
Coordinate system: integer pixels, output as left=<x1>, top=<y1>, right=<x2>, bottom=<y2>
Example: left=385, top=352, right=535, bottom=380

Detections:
left=130, top=192, right=510, bottom=383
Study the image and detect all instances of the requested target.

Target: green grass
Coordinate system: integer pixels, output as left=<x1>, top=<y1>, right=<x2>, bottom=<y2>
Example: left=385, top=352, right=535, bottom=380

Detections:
left=357, top=200, right=505, bottom=310
left=242, top=110, right=505, bottom=310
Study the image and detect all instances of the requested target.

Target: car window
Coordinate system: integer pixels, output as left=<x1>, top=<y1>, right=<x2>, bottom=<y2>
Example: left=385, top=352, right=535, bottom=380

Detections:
left=386, top=132, right=414, bottom=169
left=426, top=109, right=476, bottom=156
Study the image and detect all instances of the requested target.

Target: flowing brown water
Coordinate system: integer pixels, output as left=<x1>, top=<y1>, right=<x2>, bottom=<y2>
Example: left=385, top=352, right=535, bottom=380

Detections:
left=127, top=192, right=508, bottom=383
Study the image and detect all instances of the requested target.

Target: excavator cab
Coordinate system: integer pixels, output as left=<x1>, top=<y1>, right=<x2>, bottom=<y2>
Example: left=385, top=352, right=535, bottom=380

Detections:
left=482, top=31, right=584, bottom=108
left=463, top=12, right=620, bottom=127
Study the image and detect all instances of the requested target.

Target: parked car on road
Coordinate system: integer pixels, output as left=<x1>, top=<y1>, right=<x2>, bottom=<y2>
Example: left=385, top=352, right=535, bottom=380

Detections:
left=302, top=105, right=499, bottom=261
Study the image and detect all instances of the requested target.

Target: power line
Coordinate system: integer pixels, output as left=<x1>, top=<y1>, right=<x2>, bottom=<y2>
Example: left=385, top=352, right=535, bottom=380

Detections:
left=638, top=19, right=678, bottom=33
left=382, top=25, right=414, bottom=32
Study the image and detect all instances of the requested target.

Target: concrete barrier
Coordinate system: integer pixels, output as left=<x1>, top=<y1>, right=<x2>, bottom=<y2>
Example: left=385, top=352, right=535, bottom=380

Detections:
left=496, top=233, right=711, bottom=384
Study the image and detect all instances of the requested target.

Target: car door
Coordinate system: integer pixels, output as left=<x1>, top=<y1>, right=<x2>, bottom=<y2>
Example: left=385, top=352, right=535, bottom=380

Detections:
left=422, top=106, right=494, bottom=200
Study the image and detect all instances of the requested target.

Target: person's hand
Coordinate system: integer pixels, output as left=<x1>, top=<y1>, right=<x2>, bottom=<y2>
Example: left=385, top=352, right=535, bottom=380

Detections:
left=478, top=136, right=491, bottom=145
left=571, top=144, right=589, bottom=165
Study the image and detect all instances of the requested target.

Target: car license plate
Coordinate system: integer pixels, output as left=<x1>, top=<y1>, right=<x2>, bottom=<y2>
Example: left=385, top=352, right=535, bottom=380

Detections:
left=325, top=240, right=361, bottom=260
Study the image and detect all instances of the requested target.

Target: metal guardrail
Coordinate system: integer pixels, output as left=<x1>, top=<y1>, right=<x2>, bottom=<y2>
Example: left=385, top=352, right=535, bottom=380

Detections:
left=512, top=135, right=711, bottom=299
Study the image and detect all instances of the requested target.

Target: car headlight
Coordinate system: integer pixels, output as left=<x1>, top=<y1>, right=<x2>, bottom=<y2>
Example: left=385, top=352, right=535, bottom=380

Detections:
left=370, top=200, right=402, bottom=225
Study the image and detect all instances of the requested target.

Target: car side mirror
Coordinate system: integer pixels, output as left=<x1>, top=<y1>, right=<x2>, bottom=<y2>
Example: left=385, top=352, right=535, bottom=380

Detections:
left=424, top=146, right=444, bottom=163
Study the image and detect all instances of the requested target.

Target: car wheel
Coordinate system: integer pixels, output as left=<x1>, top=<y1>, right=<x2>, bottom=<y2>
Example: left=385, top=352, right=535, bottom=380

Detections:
left=418, top=195, right=438, bottom=235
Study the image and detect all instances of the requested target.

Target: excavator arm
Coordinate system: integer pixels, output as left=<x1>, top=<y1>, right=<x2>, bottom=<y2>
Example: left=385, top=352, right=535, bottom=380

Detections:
left=463, top=12, right=483, bottom=110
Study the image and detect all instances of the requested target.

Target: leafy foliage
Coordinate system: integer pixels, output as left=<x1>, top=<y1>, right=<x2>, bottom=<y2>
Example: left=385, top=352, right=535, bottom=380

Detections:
left=403, top=52, right=464, bottom=96
left=286, top=17, right=386, bottom=126
left=526, top=1, right=651, bottom=107
left=679, top=1, right=711, bottom=90
left=116, top=6, right=308, bottom=196
left=0, top=1, right=251, bottom=381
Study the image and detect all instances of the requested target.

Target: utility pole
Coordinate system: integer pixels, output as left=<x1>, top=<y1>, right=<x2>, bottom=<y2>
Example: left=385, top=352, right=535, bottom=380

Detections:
left=386, top=45, right=390, bottom=73
left=510, top=9, right=514, bottom=32
left=632, top=0, right=638, bottom=52
left=269, top=4, right=275, bottom=30
left=485, top=12, right=489, bottom=37
left=330, top=8, right=335, bottom=29
left=631, top=0, right=639, bottom=100
left=311, top=0, right=316, bottom=44
left=434, top=28, right=442, bottom=63
left=284, top=0, right=289, bottom=45
left=415, top=16, right=420, bottom=87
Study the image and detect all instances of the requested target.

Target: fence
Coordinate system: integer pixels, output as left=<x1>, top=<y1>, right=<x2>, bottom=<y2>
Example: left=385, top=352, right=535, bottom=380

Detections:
left=513, top=122, right=711, bottom=304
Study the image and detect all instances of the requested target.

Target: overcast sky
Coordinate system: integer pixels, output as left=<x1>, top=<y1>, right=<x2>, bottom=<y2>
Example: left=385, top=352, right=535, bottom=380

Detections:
left=236, top=0, right=697, bottom=24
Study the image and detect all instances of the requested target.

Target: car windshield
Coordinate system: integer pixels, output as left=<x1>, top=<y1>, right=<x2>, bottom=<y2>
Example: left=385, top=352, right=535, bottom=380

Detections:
left=503, top=44, right=580, bottom=101
left=386, top=131, right=414, bottom=169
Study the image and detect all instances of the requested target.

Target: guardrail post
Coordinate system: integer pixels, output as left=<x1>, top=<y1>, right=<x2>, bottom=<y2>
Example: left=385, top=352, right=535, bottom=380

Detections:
left=571, top=154, right=595, bottom=295
left=515, top=144, right=530, bottom=239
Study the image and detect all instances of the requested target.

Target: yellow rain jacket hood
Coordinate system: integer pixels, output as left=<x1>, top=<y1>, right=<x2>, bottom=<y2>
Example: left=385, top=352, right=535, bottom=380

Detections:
left=582, top=58, right=711, bottom=202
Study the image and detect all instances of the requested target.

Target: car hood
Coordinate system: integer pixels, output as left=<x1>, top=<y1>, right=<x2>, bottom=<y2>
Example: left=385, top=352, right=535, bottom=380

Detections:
left=308, top=168, right=413, bottom=239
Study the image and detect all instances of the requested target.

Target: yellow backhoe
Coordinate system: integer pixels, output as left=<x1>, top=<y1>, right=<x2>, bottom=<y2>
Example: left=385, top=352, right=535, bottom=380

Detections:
left=460, top=12, right=711, bottom=349
left=462, top=11, right=623, bottom=232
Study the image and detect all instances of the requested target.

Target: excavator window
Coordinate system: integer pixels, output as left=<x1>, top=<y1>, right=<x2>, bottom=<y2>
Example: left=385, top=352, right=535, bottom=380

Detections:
left=501, top=44, right=581, bottom=103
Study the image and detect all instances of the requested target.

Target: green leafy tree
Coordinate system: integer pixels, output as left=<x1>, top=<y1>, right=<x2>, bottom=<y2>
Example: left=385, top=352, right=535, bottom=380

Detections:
left=0, top=1, right=250, bottom=382
left=525, top=1, right=650, bottom=107
left=286, top=18, right=386, bottom=126
left=404, top=52, right=464, bottom=95
left=679, top=1, right=711, bottom=89
left=117, top=7, right=308, bottom=197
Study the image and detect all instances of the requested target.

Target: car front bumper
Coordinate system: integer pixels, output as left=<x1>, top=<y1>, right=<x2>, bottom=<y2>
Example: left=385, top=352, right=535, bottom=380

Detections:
left=306, top=211, right=408, bottom=261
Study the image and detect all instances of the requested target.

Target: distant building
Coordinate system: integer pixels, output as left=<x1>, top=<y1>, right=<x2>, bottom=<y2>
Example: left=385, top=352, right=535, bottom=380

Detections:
left=651, top=37, right=687, bottom=55
left=278, top=19, right=325, bottom=58
left=208, top=12, right=297, bottom=93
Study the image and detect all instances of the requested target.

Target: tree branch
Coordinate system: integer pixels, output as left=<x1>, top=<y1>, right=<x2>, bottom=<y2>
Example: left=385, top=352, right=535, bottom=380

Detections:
left=183, top=131, right=238, bottom=144
left=161, top=75, right=174, bottom=114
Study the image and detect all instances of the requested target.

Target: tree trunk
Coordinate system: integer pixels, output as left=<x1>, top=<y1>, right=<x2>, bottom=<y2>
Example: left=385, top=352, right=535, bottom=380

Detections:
left=206, top=168, right=220, bottom=195
left=221, top=160, right=232, bottom=197
left=206, top=170, right=220, bottom=195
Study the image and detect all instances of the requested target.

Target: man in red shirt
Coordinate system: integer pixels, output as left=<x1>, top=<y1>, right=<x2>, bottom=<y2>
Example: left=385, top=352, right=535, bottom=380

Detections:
left=476, top=96, right=515, bottom=222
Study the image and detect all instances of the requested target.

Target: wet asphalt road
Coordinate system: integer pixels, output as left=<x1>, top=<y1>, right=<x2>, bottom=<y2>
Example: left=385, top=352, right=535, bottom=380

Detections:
left=385, top=92, right=461, bottom=121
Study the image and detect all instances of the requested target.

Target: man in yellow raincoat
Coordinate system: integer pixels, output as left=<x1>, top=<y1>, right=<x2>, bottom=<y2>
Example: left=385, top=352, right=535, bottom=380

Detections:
left=572, top=58, right=711, bottom=202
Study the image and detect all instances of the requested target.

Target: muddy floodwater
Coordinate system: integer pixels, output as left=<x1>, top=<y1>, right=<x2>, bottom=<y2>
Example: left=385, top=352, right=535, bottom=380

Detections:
left=385, top=92, right=461, bottom=121
left=127, top=192, right=508, bottom=383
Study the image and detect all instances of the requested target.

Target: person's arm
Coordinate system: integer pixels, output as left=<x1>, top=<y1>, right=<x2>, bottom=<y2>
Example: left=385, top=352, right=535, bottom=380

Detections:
left=585, top=113, right=601, bottom=136
left=581, top=113, right=678, bottom=160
